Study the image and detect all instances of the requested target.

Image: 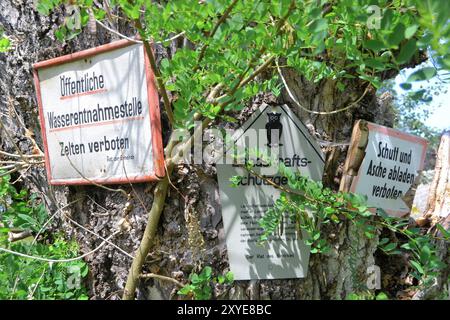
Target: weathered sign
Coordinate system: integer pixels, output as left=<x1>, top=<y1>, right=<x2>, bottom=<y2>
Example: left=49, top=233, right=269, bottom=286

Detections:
left=342, top=120, right=427, bottom=217
left=216, top=104, right=325, bottom=280
left=33, top=40, right=164, bottom=185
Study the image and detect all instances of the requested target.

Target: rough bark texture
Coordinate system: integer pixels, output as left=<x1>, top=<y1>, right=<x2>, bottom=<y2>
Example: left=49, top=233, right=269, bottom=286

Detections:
left=425, top=131, right=450, bottom=220
left=414, top=131, right=450, bottom=299
left=0, top=1, right=401, bottom=300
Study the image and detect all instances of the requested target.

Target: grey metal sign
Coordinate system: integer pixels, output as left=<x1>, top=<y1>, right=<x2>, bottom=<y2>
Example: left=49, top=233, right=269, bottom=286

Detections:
left=216, top=104, right=325, bottom=280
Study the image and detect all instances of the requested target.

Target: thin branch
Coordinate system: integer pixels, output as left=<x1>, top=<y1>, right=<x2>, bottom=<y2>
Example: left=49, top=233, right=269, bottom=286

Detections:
left=96, top=19, right=186, bottom=45
left=140, top=273, right=184, bottom=287
left=0, top=150, right=42, bottom=159
left=32, top=199, right=82, bottom=245
left=134, top=20, right=175, bottom=128
left=157, top=32, right=186, bottom=44
left=60, top=147, right=128, bottom=196
left=237, top=55, right=275, bottom=89
left=96, top=20, right=142, bottom=43
left=0, top=231, right=120, bottom=263
left=195, top=0, right=240, bottom=70
left=29, top=266, right=46, bottom=300
left=8, top=230, right=33, bottom=242
left=62, top=212, right=134, bottom=259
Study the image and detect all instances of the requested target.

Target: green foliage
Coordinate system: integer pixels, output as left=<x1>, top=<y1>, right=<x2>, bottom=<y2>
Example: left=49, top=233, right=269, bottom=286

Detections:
left=253, top=163, right=449, bottom=292
left=378, top=209, right=449, bottom=284
left=36, top=0, right=450, bottom=129
left=0, top=29, right=10, bottom=52
left=258, top=162, right=375, bottom=255
left=346, top=291, right=389, bottom=300
left=36, top=0, right=93, bottom=42
left=177, top=266, right=234, bottom=300
left=0, top=172, right=89, bottom=300
left=379, top=67, right=444, bottom=153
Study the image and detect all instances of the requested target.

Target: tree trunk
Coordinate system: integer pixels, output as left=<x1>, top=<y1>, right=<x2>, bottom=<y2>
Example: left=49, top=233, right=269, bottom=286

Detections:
left=414, top=131, right=450, bottom=299
left=1, top=0, right=400, bottom=300
left=425, top=131, right=450, bottom=220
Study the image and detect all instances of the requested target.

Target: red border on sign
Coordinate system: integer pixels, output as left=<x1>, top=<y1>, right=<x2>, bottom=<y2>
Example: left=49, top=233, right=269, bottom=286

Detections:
left=350, top=121, right=428, bottom=217
left=33, top=39, right=165, bottom=185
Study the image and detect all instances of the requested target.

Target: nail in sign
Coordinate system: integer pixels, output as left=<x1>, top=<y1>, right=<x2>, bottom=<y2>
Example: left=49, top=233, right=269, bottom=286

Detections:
left=33, top=40, right=164, bottom=185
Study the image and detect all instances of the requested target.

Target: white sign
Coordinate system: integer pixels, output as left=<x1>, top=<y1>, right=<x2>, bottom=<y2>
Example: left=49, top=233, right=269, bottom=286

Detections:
left=33, top=40, right=164, bottom=185
left=351, top=122, right=427, bottom=217
left=216, top=104, right=325, bottom=280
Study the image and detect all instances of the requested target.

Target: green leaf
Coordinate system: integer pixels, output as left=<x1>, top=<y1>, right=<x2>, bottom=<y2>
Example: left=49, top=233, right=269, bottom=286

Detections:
left=401, top=242, right=412, bottom=250
left=54, top=26, right=67, bottom=42
left=0, top=36, right=10, bottom=53
left=160, top=58, right=170, bottom=72
left=177, top=285, right=193, bottom=295
left=375, top=292, right=389, bottom=300
left=201, top=266, right=212, bottom=279
left=420, top=245, right=431, bottom=264
left=364, top=40, right=385, bottom=52
left=378, top=237, right=389, bottom=246
left=388, top=23, right=405, bottom=47
left=383, top=242, right=397, bottom=252
left=410, top=260, right=424, bottom=274
left=308, top=19, right=328, bottom=33
left=406, top=67, right=437, bottom=82
left=346, top=293, right=362, bottom=300
left=396, top=39, right=416, bottom=65
left=225, top=271, right=234, bottom=284
left=436, top=224, right=450, bottom=239
left=404, top=25, right=418, bottom=39
left=228, top=13, right=244, bottom=30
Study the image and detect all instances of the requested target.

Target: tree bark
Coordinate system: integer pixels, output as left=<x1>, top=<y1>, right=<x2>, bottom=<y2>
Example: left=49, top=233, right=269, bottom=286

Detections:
left=414, top=131, right=450, bottom=299
left=0, top=1, right=405, bottom=300
left=425, top=131, right=450, bottom=220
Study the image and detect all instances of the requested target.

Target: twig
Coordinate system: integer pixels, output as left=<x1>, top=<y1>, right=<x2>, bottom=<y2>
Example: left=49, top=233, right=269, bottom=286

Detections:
left=96, top=18, right=185, bottom=45
left=0, top=231, right=120, bottom=263
left=31, top=199, right=82, bottom=246
left=62, top=212, right=134, bottom=259
left=96, top=20, right=142, bottom=43
left=134, top=19, right=175, bottom=127
left=195, top=0, right=240, bottom=70
left=28, top=266, right=46, bottom=300
left=0, top=150, right=42, bottom=158
left=8, top=230, right=33, bottom=242
left=60, top=147, right=128, bottom=196
left=140, top=273, right=184, bottom=287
